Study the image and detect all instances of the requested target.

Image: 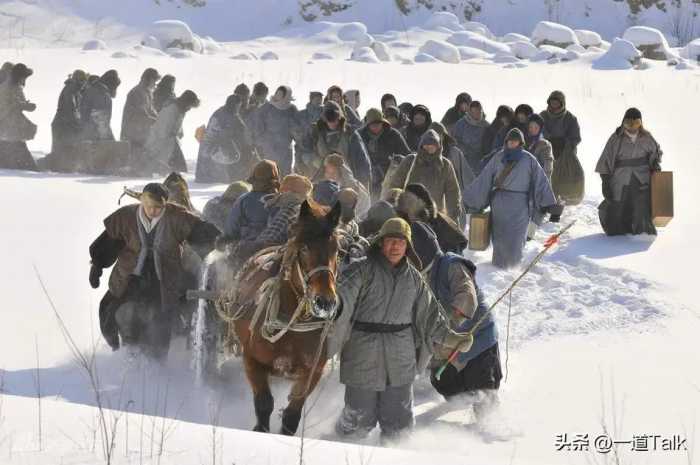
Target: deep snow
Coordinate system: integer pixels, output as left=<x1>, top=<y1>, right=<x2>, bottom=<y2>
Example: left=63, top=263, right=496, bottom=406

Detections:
left=0, top=14, right=699, bottom=465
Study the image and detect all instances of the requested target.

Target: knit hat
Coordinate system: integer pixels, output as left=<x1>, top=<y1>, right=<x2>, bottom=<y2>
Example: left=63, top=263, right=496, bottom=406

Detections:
left=141, top=182, right=169, bottom=206
left=312, top=180, right=340, bottom=207
left=247, top=159, right=280, bottom=192
left=372, top=217, right=421, bottom=268
left=280, top=174, right=313, bottom=197
left=222, top=181, right=251, bottom=201
left=365, top=107, right=389, bottom=126
left=505, top=128, right=525, bottom=146
left=412, top=221, right=442, bottom=271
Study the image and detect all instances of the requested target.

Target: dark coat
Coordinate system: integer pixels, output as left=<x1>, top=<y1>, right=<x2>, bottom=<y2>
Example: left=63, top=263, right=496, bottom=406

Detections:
left=121, top=83, right=158, bottom=145
left=251, top=101, right=300, bottom=175
left=402, top=104, right=432, bottom=152
left=223, top=190, right=272, bottom=240
left=358, top=122, right=411, bottom=196
left=51, top=79, right=83, bottom=145
left=80, top=81, right=114, bottom=141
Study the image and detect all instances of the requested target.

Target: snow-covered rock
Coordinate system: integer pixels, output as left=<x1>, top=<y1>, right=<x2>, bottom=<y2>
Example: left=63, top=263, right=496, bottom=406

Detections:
left=141, top=35, right=160, bottom=50
left=493, top=53, right=521, bottom=64
left=414, top=52, right=438, bottom=63
left=111, top=51, right=136, bottom=59
left=350, top=46, right=380, bottom=64
left=575, top=29, right=603, bottom=48
left=457, top=46, right=491, bottom=60
left=503, top=33, right=530, bottom=43
left=82, top=39, right=107, bottom=51
left=681, top=38, right=700, bottom=61
left=145, top=20, right=203, bottom=53
left=509, top=41, right=539, bottom=59
left=447, top=31, right=511, bottom=55
left=231, top=52, right=257, bottom=60
left=337, top=22, right=368, bottom=42
left=418, top=39, right=460, bottom=64
left=592, top=37, right=643, bottom=70
left=567, top=43, right=587, bottom=54
left=622, top=26, right=677, bottom=61
left=532, top=21, right=579, bottom=48
left=532, top=45, right=569, bottom=62
left=132, top=45, right=167, bottom=57
left=260, top=51, right=279, bottom=61
left=389, top=41, right=412, bottom=49
left=563, top=50, right=582, bottom=61
left=371, top=41, right=391, bottom=62
left=167, top=48, right=197, bottom=59
left=311, top=51, right=334, bottom=60
left=201, top=36, right=222, bottom=53
left=423, top=11, right=463, bottom=32
left=463, top=21, right=495, bottom=39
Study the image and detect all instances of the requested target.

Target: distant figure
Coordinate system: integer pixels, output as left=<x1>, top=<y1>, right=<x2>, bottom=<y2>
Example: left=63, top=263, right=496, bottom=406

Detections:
left=80, top=69, right=121, bottom=141
left=440, top=92, right=471, bottom=131
left=326, top=85, right=362, bottom=129
left=121, top=68, right=161, bottom=160
left=402, top=104, right=432, bottom=152
left=153, top=74, right=176, bottom=113
left=250, top=85, right=300, bottom=175
left=44, top=70, right=88, bottom=171
left=0, top=63, right=39, bottom=171
left=450, top=100, right=489, bottom=176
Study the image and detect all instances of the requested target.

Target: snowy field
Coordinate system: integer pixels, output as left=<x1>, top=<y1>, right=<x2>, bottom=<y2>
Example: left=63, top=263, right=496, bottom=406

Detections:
left=1, top=10, right=700, bottom=465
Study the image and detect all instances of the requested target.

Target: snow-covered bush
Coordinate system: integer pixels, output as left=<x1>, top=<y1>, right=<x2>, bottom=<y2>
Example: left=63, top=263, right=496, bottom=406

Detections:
left=447, top=31, right=511, bottom=54
left=350, top=46, right=380, bottom=63
left=144, top=20, right=203, bottom=53
left=532, top=21, right=579, bottom=48
left=311, top=51, right=334, bottom=60
left=418, top=39, right=460, bottom=64
left=231, top=52, right=257, bottom=60
left=423, top=11, right=463, bottom=31
left=261, top=51, right=279, bottom=61
left=592, top=38, right=643, bottom=70
left=622, top=26, right=677, bottom=61
left=83, top=39, right=107, bottom=51
left=575, top=29, right=602, bottom=48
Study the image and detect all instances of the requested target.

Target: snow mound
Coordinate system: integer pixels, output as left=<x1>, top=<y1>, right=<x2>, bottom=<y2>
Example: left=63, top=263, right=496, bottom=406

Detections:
left=145, top=20, right=203, bottom=53
left=371, top=41, right=391, bottom=62
left=167, top=48, right=197, bottom=59
left=423, top=11, right=463, bottom=32
left=509, top=41, right=539, bottom=59
left=82, top=39, right=107, bottom=51
left=464, top=21, right=495, bottom=39
left=567, top=43, right=587, bottom=54
left=502, top=33, right=530, bottom=43
left=132, top=45, right=168, bottom=57
left=532, top=21, right=579, bottom=48
left=532, top=45, right=569, bottom=62
left=622, top=26, right=677, bottom=61
left=389, top=41, right=412, bottom=49
left=447, top=31, right=511, bottom=55
left=311, top=52, right=334, bottom=60
left=337, top=22, right=368, bottom=42
left=201, top=36, right=222, bottom=53
left=675, top=59, right=695, bottom=70
left=575, top=29, right=602, bottom=48
left=231, top=52, right=257, bottom=60
left=260, top=51, right=279, bottom=61
left=111, top=51, right=136, bottom=59
left=592, top=37, right=642, bottom=70
left=457, top=46, right=491, bottom=60
left=681, top=38, right=700, bottom=61
left=418, top=39, right=460, bottom=64
left=414, top=52, right=439, bottom=63
left=350, top=46, right=380, bottom=63
left=493, top=53, right=521, bottom=64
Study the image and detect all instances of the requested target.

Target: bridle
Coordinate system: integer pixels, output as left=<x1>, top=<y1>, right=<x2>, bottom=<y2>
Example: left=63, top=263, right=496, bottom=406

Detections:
left=283, top=245, right=339, bottom=320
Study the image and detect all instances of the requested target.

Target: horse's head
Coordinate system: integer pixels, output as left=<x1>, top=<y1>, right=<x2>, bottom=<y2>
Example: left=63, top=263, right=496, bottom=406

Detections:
left=292, top=199, right=341, bottom=319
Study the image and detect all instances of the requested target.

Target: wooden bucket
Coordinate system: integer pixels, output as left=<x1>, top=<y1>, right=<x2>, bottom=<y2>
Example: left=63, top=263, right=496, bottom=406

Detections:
left=469, top=212, right=491, bottom=251
left=651, top=171, right=673, bottom=227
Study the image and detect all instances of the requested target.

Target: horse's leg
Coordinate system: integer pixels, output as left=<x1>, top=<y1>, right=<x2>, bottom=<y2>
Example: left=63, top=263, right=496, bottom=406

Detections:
left=243, top=354, right=274, bottom=432
left=280, top=361, right=326, bottom=436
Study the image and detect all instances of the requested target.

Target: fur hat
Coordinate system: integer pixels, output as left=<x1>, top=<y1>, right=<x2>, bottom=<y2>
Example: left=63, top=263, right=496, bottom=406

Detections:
left=280, top=174, right=313, bottom=197
left=247, top=159, right=280, bottom=192
left=222, top=181, right=251, bottom=202
left=412, top=221, right=442, bottom=271
left=404, top=183, right=437, bottom=219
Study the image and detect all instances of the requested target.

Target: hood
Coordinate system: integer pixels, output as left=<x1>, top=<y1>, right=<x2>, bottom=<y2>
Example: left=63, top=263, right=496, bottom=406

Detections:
left=547, top=90, right=566, bottom=111
left=409, top=104, right=432, bottom=128
left=344, top=89, right=359, bottom=109
left=417, top=129, right=443, bottom=161
left=453, top=92, right=472, bottom=109
left=271, top=85, right=294, bottom=110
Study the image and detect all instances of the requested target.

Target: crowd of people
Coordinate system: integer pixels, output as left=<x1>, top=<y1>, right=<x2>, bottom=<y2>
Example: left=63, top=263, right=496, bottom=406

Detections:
left=0, top=61, right=665, bottom=439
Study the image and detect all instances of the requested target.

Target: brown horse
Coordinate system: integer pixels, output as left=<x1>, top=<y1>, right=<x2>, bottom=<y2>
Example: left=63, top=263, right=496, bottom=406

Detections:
left=233, top=200, right=341, bottom=435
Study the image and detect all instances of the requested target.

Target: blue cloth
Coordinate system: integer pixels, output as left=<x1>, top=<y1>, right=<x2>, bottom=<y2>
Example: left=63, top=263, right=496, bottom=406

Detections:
left=313, top=180, right=340, bottom=207
left=429, top=253, right=498, bottom=366
left=502, top=147, right=526, bottom=163
left=223, top=191, right=270, bottom=240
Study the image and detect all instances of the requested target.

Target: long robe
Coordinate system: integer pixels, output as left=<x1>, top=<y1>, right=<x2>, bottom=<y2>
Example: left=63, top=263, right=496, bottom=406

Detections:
left=463, top=149, right=556, bottom=268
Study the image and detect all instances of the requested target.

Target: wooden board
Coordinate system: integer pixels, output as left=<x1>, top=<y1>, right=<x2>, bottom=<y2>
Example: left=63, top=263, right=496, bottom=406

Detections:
left=651, top=171, right=673, bottom=227
left=469, top=212, right=491, bottom=251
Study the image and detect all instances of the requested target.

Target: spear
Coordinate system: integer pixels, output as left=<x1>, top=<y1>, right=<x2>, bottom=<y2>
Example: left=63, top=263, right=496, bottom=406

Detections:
left=434, top=220, right=577, bottom=381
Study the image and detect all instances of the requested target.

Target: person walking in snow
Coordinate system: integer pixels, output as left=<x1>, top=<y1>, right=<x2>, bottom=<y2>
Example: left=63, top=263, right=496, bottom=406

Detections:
left=88, top=182, right=219, bottom=358
left=325, top=85, right=362, bottom=129
left=80, top=69, right=121, bottom=142
left=332, top=217, right=473, bottom=441
left=401, top=104, right=432, bottom=152
left=202, top=181, right=251, bottom=233
left=121, top=68, right=161, bottom=163
left=526, top=114, right=554, bottom=180
left=440, top=92, right=472, bottom=132
left=153, top=74, right=176, bottom=114
left=596, top=107, right=662, bottom=236
left=481, top=105, right=514, bottom=160
left=463, top=128, right=557, bottom=269
left=195, top=94, right=258, bottom=184
left=450, top=100, right=490, bottom=177
left=0, top=63, right=40, bottom=171
left=251, top=85, right=301, bottom=175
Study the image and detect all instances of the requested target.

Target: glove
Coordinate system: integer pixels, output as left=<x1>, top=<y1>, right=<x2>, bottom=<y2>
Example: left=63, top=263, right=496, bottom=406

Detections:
left=89, top=265, right=102, bottom=289
left=601, top=174, right=613, bottom=200
left=651, top=159, right=662, bottom=172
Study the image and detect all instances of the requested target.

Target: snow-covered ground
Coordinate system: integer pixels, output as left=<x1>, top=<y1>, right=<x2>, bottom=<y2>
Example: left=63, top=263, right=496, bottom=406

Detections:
left=1, top=8, right=700, bottom=465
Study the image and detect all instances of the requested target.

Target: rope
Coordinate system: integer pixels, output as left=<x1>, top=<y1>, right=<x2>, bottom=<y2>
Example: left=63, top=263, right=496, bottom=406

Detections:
left=505, top=289, right=513, bottom=383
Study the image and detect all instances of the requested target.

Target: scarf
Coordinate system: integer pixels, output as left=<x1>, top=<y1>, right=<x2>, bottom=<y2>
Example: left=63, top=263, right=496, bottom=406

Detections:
left=464, top=111, right=488, bottom=127
left=137, top=204, right=164, bottom=233
left=502, top=147, right=525, bottom=163
left=526, top=131, right=543, bottom=150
